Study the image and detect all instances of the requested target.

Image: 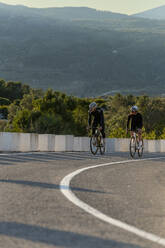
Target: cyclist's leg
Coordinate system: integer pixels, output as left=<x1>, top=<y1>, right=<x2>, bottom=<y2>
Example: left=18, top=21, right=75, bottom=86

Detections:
left=92, top=122, right=98, bottom=135
left=91, top=126, right=97, bottom=145
left=92, top=125, right=97, bottom=141
left=100, top=128, right=105, bottom=145
left=92, top=126, right=96, bottom=136
left=130, top=131, right=134, bottom=137
left=130, top=128, right=135, bottom=138
left=130, top=124, right=136, bottom=138
left=129, top=128, right=136, bottom=157
left=137, top=128, right=142, bottom=146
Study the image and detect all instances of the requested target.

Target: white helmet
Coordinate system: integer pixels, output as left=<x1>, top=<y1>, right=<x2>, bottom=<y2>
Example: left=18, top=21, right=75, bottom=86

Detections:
left=89, top=102, right=97, bottom=111
left=131, top=105, right=138, bottom=112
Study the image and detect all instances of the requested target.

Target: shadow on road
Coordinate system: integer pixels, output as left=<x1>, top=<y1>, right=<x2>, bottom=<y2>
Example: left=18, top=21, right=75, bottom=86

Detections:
left=0, top=152, right=125, bottom=166
left=0, top=152, right=164, bottom=166
left=0, top=179, right=112, bottom=194
left=0, top=221, right=145, bottom=248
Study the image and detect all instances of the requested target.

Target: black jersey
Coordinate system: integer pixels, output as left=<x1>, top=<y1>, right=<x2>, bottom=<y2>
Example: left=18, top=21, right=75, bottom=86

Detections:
left=127, top=113, right=143, bottom=131
left=88, top=107, right=104, bottom=127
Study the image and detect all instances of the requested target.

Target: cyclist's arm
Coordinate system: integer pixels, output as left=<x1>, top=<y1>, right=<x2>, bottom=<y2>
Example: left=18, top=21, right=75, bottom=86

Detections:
left=138, top=114, right=143, bottom=129
left=100, top=109, right=104, bottom=128
left=127, top=115, right=131, bottom=130
left=88, top=111, right=92, bottom=127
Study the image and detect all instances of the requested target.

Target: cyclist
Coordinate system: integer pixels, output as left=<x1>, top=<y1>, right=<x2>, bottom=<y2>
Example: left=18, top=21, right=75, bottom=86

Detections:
left=127, top=105, right=143, bottom=148
left=88, top=102, right=105, bottom=143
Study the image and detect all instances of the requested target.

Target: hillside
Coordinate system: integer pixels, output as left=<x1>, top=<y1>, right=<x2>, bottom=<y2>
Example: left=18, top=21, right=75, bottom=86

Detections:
left=133, top=5, right=165, bottom=20
left=0, top=3, right=165, bottom=96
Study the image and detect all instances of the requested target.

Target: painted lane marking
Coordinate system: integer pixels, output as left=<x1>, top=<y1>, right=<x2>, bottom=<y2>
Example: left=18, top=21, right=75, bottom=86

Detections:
left=60, top=157, right=165, bottom=246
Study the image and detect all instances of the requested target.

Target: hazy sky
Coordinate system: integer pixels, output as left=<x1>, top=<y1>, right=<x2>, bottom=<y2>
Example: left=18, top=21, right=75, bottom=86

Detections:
left=0, top=0, right=165, bottom=14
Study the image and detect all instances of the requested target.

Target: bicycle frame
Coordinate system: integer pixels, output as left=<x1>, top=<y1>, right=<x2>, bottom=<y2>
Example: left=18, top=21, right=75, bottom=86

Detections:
left=89, top=127, right=105, bottom=155
left=129, top=130, right=143, bottom=158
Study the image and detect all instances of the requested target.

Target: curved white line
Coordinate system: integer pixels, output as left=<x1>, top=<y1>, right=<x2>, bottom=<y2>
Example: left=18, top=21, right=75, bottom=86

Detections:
left=60, top=157, right=165, bottom=246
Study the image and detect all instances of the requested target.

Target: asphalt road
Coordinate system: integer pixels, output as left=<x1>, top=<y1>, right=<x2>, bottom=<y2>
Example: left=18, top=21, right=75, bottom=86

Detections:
left=0, top=151, right=165, bottom=248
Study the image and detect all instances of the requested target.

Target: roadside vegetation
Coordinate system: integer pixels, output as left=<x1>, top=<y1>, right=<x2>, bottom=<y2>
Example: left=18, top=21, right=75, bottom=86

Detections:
left=0, top=79, right=165, bottom=139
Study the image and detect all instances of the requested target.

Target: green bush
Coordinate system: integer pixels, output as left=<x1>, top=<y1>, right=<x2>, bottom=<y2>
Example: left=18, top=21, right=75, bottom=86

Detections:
left=0, top=120, right=8, bottom=131
left=33, top=113, right=63, bottom=134
left=0, top=106, right=8, bottom=119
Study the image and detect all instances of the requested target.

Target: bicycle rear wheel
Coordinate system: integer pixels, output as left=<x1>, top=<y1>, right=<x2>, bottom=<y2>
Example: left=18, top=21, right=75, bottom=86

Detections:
left=138, top=139, right=144, bottom=158
left=90, top=136, right=98, bottom=155
left=130, top=137, right=136, bottom=158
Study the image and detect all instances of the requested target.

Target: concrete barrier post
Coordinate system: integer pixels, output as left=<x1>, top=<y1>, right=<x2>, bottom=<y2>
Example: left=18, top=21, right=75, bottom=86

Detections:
left=0, top=132, right=15, bottom=151
left=55, top=135, right=74, bottom=152
left=105, top=138, right=115, bottom=153
left=38, top=134, right=55, bottom=151
left=114, top=138, right=129, bottom=152
left=160, top=140, right=165, bottom=153
left=30, top=133, right=38, bottom=151
left=74, top=137, right=90, bottom=152
left=147, top=140, right=161, bottom=153
left=19, top=133, right=38, bottom=152
left=143, top=139, right=148, bottom=153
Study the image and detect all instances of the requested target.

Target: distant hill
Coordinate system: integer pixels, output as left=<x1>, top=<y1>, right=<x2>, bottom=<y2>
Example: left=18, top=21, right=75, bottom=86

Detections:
left=38, top=6, right=129, bottom=20
left=0, top=3, right=128, bottom=20
left=133, top=5, right=165, bottom=20
left=0, top=3, right=165, bottom=96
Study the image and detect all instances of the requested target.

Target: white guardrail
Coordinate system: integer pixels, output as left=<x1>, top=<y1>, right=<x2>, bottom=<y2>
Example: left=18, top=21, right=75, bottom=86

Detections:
left=0, top=132, right=165, bottom=153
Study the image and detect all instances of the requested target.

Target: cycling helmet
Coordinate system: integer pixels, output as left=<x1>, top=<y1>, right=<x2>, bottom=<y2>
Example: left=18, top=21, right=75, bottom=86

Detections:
left=89, top=102, right=97, bottom=111
left=131, top=105, right=138, bottom=112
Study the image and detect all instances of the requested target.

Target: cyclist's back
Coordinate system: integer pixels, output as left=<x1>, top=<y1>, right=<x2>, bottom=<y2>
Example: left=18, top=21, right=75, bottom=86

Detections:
left=127, top=112, right=143, bottom=131
left=88, top=102, right=105, bottom=139
left=88, top=107, right=104, bottom=127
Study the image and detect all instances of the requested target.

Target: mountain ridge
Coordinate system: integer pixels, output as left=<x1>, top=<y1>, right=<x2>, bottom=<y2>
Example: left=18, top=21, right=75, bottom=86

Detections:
left=0, top=2, right=129, bottom=21
left=0, top=4, right=165, bottom=96
left=133, top=5, right=165, bottom=20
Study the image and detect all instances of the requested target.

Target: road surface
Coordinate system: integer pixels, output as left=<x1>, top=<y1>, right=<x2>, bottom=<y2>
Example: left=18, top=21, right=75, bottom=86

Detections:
left=0, top=151, right=165, bottom=248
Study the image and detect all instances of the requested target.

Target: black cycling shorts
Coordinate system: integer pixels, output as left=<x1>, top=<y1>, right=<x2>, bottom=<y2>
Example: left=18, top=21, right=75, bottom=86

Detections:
left=131, top=126, right=142, bottom=132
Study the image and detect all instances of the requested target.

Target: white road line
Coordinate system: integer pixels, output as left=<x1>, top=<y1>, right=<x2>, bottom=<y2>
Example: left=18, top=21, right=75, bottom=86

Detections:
left=60, top=157, right=165, bottom=246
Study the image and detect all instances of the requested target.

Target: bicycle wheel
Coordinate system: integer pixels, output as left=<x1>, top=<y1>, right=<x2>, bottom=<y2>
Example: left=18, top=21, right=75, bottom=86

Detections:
left=99, top=135, right=105, bottom=155
left=90, top=136, right=98, bottom=155
left=138, top=139, right=144, bottom=158
left=130, top=137, right=136, bottom=158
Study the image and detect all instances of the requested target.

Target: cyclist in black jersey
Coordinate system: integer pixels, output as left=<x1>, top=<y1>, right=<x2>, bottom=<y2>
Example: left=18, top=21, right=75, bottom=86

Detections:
left=127, top=105, right=143, bottom=146
left=88, top=102, right=105, bottom=141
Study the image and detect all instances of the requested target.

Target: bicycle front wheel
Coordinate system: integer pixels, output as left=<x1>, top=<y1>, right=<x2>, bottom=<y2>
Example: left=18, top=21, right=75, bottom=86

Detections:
left=99, top=135, right=105, bottom=155
left=138, top=139, right=144, bottom=158
left=90, top=136, right=98, bottom=155
left=130, top=137, right=136, bottom=158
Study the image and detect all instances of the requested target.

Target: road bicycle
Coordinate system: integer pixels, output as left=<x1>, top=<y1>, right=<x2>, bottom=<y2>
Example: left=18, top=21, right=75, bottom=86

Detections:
left=129, top=130, right=144, bottom=158
left=89, top=127, right=105, bottom=155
